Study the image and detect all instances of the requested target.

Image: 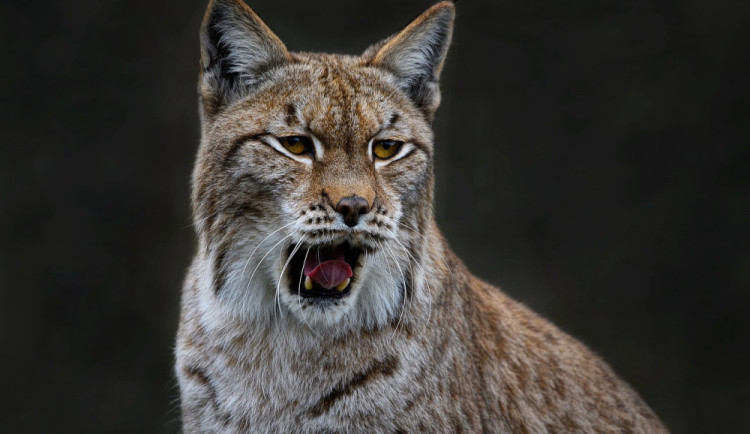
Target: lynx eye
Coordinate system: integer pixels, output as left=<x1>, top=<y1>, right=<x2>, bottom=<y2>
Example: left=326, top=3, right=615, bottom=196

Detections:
left=278, top=136, right=313, bottom=155
left=372, top=140, right=403, bottom=160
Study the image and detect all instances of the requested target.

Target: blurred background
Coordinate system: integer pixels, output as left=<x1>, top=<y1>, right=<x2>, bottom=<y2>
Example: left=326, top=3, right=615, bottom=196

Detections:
left=1, top=0, right=748, bottom=432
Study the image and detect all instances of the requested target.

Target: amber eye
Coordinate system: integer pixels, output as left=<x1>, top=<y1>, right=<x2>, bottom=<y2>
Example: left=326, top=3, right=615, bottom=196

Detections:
left=279, top=136, right=313, bottom=155
left=373, top=140, right=403, bottom=160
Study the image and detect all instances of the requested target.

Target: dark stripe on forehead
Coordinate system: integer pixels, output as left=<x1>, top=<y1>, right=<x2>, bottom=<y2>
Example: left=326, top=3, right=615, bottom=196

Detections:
left=285, top=102, right=298, bottom=126
left=388, top=113, right=400, bottom=128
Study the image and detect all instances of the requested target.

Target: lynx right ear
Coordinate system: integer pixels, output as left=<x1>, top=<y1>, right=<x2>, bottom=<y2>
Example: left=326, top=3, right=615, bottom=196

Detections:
left=199, top=0, right=290, bottom=117
left=366, top=2, right=455, bottom=121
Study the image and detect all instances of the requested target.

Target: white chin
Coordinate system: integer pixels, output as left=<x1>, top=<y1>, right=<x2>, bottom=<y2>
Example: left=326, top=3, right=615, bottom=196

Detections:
left=282, top=261, right=405, bottom=331
left=280, top=281, right=360, bottom=328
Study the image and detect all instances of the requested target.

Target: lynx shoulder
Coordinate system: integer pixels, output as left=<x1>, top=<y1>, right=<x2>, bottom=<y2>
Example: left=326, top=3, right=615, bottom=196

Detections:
left=175, top=0, right=668, bottom=432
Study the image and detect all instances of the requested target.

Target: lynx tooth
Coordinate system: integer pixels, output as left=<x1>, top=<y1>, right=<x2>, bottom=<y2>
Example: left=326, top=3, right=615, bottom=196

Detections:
left=335, top=278, right=350, bottom=292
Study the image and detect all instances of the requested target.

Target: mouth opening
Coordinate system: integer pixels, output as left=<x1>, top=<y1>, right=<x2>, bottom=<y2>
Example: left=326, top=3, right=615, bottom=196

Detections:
left=287, top=242, right=363, bottom=299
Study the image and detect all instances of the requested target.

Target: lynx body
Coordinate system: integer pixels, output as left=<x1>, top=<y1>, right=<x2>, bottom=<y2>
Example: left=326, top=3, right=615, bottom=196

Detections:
left=175, top=1, right=668, bottom=432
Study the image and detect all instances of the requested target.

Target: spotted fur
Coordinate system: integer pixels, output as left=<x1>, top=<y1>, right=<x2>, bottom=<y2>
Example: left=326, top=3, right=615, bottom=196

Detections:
left=176, top=1, right=668, bottom=432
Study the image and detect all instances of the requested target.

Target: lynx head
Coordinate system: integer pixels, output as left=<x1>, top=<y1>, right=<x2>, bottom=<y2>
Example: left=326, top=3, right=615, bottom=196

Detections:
left=192, top=0, right=454, bottom=330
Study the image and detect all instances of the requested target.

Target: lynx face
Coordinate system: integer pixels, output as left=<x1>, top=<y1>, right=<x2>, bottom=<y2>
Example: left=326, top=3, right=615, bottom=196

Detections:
left=193, top=0, right=453, bottom=328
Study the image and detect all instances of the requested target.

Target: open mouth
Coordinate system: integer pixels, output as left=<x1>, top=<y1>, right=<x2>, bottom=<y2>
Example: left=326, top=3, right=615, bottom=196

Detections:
left=287, top=242, right=363, bottom=299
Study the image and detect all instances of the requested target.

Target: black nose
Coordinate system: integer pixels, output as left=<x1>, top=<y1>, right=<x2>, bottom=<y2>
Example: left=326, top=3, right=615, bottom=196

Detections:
left=335, top=196, right=371, bottom=227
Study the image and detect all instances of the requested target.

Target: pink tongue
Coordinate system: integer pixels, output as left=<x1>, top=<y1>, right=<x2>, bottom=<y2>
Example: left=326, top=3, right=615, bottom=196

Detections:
left=303, top=249, right=353, bottom=290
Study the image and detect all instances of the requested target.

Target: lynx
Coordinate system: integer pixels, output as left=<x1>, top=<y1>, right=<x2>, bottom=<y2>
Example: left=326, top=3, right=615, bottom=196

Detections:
left=175, top=0, right=668, bottom=432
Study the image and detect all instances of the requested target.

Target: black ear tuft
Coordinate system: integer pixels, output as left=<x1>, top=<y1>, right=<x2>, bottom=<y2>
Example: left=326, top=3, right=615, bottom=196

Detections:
left=199, top=0, right=290, bottom=117
left=366, top=2, right=455, bottom=120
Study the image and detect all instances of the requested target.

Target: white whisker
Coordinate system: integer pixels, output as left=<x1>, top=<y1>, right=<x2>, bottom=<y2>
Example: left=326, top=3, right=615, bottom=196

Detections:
left=240, top=221, right=297, bottom=278
left=397, top=220, right=454, bottom=287
left=277, top=238, right=304, bottom=319
left=296, top=247, right=322, bottom=338
left=386, top=225, right=434, bottom=325
left=245, top=233, right=294, bottom=294
left=185, top=210, right=221, bottom=230
left=378, top=240, right=408, bottom=341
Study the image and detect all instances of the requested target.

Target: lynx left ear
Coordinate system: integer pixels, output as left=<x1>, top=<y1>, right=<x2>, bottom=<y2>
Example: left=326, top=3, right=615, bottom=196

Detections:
left=199, top=0, right=291, bottom=118
left=366, top=2, right=455, bottom=120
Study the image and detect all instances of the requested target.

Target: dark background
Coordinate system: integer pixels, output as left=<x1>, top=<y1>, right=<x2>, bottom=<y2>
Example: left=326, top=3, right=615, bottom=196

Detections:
left=1, top=0, right=748, bottom=432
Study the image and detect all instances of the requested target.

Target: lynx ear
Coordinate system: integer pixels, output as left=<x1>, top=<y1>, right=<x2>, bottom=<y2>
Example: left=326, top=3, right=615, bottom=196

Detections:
left=366, top=2, right=455, bottom=120
left=199, top=0, right=291, bottom=117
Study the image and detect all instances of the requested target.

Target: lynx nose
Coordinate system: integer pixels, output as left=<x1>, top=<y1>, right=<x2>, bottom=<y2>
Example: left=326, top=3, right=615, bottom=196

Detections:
left=336, top=196, right=371, bottom=227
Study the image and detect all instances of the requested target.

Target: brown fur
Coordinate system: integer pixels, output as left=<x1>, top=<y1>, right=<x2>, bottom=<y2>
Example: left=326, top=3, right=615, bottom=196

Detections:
left=176, top=1, right=668, bottom=432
